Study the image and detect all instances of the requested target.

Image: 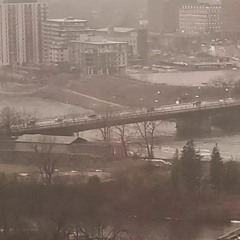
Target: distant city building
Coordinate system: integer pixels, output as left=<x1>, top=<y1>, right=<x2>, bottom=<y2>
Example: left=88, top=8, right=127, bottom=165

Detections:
left=69, top=36, right=128, bottom=75
left=197, top=0, right=221, bottom=4
left=159, top=33, right=201, bottom=52
left=0, top=0, right=48, bottom=66
left=43, top=17, right=94, bottom=64
left=179, top=3, right=222, bottom=35
left=222, top=0, right=240, bottom=36
left=148, top=0, right=179, bottom=33
left=95, top=27, right=139, bottom=58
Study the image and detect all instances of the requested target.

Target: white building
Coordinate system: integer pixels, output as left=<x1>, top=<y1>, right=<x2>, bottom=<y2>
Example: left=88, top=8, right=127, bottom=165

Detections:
left=95, top=27, right=138, bottom=58
left=0, top=0, right=48, bottom=66
left=43, top=17, right=93, bottom=64
left=179, top=3, right=222, bottom=35
left=69, top=36, right=128, bottom=75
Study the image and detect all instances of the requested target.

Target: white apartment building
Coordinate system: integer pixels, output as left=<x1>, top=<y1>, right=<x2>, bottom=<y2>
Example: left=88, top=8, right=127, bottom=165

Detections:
left=69, top=36, right=128, bottom=75
left=179, top=3, right=222, bottom=35
left=0, top=0, right=48, bottom=66
left=43, top=17, right=93, bottom=64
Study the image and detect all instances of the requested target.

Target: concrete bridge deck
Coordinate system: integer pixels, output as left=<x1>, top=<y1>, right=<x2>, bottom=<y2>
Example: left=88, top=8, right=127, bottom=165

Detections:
left=217, top=227, right=240, bottom=239
left=10, top=98, right=240, bottom=135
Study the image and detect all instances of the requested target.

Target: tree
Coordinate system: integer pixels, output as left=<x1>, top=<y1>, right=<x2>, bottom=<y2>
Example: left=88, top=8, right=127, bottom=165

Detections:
left=99, top=107, right=112, bottom=142
left=0, top=107, right=21, bottom=136
left=0, top=107, right=38, bottom=136
left=135, top=121, right=161, bottom=159
left=114, top=124, right=132, bottom=157
left=171, top=149, right=180, bottom=188
left=180, top=140, right=202, bottom=192
left=33, top=136, right=57, bottom=185
left=69, top=225, right=130, bottom=240
left=210, top=144, right=223, bottom=190
left=222, top=160, right=240, bottom=191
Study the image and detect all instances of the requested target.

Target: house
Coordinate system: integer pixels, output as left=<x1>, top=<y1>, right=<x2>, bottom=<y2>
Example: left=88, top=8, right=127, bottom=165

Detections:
left=0, top=134, right=125, bottom=167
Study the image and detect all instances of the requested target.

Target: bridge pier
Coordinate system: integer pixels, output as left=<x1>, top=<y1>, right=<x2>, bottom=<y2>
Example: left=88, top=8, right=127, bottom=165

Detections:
left=176, top=114, right=211, bottom=136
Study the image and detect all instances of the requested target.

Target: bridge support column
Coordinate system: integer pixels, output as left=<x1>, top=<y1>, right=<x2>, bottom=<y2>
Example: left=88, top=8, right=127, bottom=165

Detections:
left=176, top=114, right=211, bottom=136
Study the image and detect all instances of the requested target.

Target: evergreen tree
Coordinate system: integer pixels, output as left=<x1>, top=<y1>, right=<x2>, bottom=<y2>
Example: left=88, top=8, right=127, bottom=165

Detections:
left=171, top=149, right=180, bottom=188
left=223, top=160, right=240, bottom=191
left=210, top=144, right=223, bottom=190
left=180, top=140, right=202, bottom=192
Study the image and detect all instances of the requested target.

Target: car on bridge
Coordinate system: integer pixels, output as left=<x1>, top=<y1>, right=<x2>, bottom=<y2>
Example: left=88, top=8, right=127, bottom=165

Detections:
left=193, top=101, right=202, bottom=107
left=88, top=113, right=97, bottom=118
left=55, top=118, right=64, bottom=123
left=26, top=119, right=37, bottom=127
left=146, top=107, right=155, bottom=113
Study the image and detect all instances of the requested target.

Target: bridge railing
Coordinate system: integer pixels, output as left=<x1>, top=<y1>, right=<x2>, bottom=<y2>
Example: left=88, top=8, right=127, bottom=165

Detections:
left=11, top=99, right=240, bottom=132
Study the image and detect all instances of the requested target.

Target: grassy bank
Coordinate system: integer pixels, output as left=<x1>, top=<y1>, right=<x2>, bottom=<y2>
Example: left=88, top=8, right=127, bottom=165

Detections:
left=68, top=75, right=230, bottom=109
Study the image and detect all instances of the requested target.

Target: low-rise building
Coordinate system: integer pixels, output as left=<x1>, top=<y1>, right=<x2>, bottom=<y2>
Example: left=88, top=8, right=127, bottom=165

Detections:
left=179, top=3, right=222, bottom=35
left=159, top=33, right=201, bottom=52
left=69, top=36, right=128, bottom=75
left=0, top=134, right=124, bottom=161
left=95, top=27, right=139, bottom=58
left=43, top=17, right=94, bottom=64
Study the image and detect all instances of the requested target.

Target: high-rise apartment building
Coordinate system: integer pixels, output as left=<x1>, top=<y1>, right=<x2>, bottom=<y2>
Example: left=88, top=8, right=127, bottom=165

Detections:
left=148, top=0, right=179, bottom=33
left=222, top=0, right=240, bottom=36
left=43, top=17, right=92, bottom=64
left=0, top=0, right=48, bottom=66
left=179, top=3, right=222, bottom=35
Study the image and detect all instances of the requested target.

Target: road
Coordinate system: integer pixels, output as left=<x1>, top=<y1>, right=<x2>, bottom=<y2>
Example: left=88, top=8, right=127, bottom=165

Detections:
left=10, top=98, right=238, bottom=134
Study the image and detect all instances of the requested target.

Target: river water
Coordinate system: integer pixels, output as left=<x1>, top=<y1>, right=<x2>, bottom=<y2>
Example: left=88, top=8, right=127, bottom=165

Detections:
left=130, top=69, right=240, bottom=87
left=80, top=121, right=240, bottom=161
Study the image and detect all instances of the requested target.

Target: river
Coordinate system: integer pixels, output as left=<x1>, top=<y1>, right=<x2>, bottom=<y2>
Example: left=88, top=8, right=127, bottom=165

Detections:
left=130, top=69, right=240, bottom=87
left=80, top=121, right=240, bottom=161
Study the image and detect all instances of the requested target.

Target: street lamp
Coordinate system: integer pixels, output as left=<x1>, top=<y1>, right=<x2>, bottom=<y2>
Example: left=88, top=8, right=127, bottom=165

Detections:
left=139, top=98, right=144, bottom=109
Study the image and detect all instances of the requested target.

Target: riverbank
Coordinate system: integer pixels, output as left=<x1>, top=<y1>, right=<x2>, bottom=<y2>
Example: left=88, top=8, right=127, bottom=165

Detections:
left=67, top=75, right=230, bottom=110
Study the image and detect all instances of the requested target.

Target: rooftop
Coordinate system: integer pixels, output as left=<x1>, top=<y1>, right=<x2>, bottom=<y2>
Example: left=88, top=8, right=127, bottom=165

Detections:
left=16, top=134, right=87, bottom=145
left=47, top=18, right=87, bottom=23
left=71, top=40, right=127, bottom=45
left=96, top=27, right=136, bottom=34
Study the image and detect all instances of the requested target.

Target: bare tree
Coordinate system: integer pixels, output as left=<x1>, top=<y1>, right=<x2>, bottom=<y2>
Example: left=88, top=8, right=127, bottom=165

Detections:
left=0, top=107, right=21, bottom=136
left=0, top=107, right=38, bottom=136
left=33, top=136, right=57, bottom=185
left=135, top=121, right=162, bottom=159
left=114, top=124, right=132, bottom=157
left=99, top=106, right=113, bottom=142
left=70, top=225, right=131, bottom=240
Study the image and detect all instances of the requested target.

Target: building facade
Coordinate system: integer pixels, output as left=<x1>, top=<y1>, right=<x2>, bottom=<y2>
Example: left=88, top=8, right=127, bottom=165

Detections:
left=0, top=0, right=48, bottom=66
left=43, top=17, right=93, bottom=64
left=69, top=37, right=128, bottom=75
left=222, top=0, right=240, bottom=36
left=95, top=27, right=138, bottom=58
left=179, top=3, right=222, bottom=35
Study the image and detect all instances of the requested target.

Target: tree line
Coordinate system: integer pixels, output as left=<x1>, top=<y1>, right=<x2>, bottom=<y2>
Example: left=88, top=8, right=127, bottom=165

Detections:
left=171, top=140, right=240, bottom=193
left=0, top=140, right=238, bottom=239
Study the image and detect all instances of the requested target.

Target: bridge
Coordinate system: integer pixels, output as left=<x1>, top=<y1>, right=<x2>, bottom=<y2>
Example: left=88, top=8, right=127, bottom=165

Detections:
left=10, top=98, right=240, bottom=136
left=217, top=227, right=240, bottom=239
